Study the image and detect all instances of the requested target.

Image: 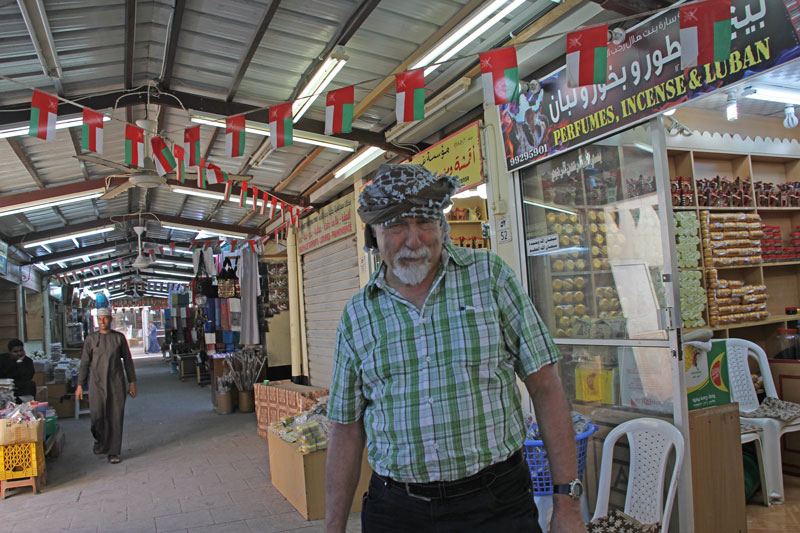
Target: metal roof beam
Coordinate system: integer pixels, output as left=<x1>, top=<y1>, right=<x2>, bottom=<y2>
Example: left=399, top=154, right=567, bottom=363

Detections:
left=227, top=0, right=281, bottom=99
left=7, top=137, right=46, bottom=189
left=0, top=178, right=107, bottom=210
left=159, top=0, right=186, bottom=90
left=9, top=215, right=262, bottom=246
left=124, top=0, right=136, bottom=123
left=24, top=237, right=179, bottom=265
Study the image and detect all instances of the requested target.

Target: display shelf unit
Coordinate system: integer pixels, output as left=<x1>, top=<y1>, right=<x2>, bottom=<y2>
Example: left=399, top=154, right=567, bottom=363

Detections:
left=669, top=148, right=800, bottom=351
left=522, top=143, right=659, bottom=340
left=447, top=197, right=490, bottom=249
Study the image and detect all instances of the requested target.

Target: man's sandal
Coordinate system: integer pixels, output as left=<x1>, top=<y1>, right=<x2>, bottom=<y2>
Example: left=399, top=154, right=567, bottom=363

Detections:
left=108, top=455, right=121, bottom=464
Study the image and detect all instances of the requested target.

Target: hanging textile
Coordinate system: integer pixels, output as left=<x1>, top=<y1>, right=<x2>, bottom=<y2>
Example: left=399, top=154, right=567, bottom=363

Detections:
left=239, top=248, right=261, bottom=345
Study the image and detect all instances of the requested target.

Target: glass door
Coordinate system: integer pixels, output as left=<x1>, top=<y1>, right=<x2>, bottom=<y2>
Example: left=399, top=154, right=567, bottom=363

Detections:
left=517, top=118, right=690, bottom=532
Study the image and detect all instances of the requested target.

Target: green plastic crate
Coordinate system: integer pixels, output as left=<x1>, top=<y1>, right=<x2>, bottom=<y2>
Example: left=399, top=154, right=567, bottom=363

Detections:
left=45, top=416, right=58, bottom=437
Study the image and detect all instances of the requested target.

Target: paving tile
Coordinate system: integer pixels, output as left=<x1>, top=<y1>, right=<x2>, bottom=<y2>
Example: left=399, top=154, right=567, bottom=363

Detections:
left=244, top=511, right=315, bottom=532
left=126, top=499, right=184, bottom=521
left=155, top=510, right=214, bottom=532
left=209, top=502, right=277, bottom=523
left=188, top=520, right=252, bottom=533
left=98, top=518, right=157, bottom=532
left=179, top=493, right=234, bottom=513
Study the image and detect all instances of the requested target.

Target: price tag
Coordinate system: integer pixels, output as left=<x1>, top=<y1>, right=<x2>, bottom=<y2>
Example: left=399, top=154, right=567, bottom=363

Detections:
left=526, top=234, right=559, bottom=256
left=496, top=216, right=511, bottom=243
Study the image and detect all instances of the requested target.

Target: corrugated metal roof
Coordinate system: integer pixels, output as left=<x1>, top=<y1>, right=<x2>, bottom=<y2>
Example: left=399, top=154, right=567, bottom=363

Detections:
left=0, top=0, right=619, bottom=267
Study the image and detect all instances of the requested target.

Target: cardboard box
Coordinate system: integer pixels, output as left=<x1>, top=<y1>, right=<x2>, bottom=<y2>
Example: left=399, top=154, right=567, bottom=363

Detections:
left=46, top=383, right=74, bottom=418
left=267, top=432, right=371, bottom=520
left=33, top=372, right=46, bottom=387
left=0, top=418, right=45, bottom=445
left=255, top=381, right=329, bottom=439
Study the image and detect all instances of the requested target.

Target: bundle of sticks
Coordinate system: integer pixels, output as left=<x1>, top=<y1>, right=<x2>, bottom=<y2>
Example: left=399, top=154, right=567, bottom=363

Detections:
left=224, top=349, right=267, bottom=392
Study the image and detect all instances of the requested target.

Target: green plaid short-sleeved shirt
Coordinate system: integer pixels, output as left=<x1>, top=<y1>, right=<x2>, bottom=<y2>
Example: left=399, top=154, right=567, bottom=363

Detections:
left=328, top=244, right=561, bottom=483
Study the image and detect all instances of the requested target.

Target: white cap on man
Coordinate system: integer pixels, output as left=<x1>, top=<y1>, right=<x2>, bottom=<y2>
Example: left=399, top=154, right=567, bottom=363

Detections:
left=96, top=307, right=112, bottom=317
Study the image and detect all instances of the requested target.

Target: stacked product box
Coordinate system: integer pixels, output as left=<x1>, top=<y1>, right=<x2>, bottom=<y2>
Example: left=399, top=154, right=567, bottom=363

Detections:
left=706, top=268, right=768, bottom=326
left=700, top=212, right=763, bottom=267
left=761, top=224, right=783, bottom=262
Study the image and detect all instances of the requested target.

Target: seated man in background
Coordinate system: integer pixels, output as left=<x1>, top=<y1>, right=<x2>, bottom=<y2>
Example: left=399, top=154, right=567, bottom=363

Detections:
left=0, top=338, right=36, bottom=400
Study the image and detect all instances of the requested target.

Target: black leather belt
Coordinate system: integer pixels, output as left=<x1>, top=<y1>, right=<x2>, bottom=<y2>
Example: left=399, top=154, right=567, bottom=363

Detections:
left=376, top=449, right=524, bottom=501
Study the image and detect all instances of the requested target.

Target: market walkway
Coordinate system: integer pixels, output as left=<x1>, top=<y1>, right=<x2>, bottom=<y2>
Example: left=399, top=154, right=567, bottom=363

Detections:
left=0, top=357, right=361, bottom=533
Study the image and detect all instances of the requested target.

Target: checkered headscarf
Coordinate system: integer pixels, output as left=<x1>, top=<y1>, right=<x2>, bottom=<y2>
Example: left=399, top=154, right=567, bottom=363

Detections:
left=358, top=164, right=459, bottom=250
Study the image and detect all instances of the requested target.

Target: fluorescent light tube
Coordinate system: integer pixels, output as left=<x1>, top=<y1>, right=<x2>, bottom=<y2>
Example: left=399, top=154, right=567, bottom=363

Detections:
left=190, top=116, right=356, bottom=152
left=412, top=0, right=510, bottom=71
left=145, top=278, right=190, bottom=284
left=43, top=247, right=117, bottom=266
left=169, top=187, right=225, bottom=201
left=424, top=0, right=525, bottom=76
left=196, top=229, right=248, bottom=240
left=0, top=115, right=109, bottom=140
left=0, top=191, right=104, bottom=217
left=173, top=248, right=193, bottom=255
left=152, top=269, right=195, bottom=278
left=25, top=226, right=115, bottom=248
left=726, top=95, right=738, bottom=121
left=34, top=263, right=49, bottom=271
left=68, top=270, right=120, bottom=284
left=745, top=86, right=800, bottom=106
left=155, top=259, right=193, bottom=268
left=334, top=147, right=385, bottom=179
left=293, top=53, right=348, bottom=122
left=162, top=224, right=200, bottom=235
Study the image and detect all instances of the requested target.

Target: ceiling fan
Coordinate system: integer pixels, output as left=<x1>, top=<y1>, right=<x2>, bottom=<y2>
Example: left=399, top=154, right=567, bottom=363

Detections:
left=75, top=118, right=252, bottom=200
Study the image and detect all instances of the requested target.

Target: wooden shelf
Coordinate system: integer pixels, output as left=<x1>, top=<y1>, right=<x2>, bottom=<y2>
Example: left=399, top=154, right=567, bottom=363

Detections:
left=708, top=314, right=796, bottom=331
left=763, top=261, right=800, bottom=268
left=708, top=263, right=763, bottom=270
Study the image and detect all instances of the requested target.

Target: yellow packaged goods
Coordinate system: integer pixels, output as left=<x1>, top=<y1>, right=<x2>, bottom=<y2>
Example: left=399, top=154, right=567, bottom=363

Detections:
left=0, top=419, right=44, bottom=445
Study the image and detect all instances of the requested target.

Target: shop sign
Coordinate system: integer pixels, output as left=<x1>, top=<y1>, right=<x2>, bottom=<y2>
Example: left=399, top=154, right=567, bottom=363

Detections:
left=685, top=341, right=732, bottom=411
left=408, top=121, right=484, bottom=193
left=297, top=192, right=356, bottom=255
left=499, top=0, right=800, bottom=173
left=0, top=240, right=6, bottom=276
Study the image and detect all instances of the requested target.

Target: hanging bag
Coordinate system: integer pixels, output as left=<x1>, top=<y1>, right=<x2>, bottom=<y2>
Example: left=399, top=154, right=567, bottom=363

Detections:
left=217, top=257, right=240, bottom=298
left=193, top=256, right=218, bottom=299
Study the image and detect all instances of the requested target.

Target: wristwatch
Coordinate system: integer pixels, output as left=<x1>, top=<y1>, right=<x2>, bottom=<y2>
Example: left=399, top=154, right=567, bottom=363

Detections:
left=553, top=478, right=584, bottom=500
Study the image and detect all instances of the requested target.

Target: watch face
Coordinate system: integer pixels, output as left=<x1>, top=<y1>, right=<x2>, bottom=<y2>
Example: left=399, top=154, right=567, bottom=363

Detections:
left=570, top=479, right=584, bottom=499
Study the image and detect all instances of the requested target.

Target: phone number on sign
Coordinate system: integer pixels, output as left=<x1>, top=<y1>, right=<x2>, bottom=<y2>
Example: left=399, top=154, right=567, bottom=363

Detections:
left=508, top=144, right=548, bottom=167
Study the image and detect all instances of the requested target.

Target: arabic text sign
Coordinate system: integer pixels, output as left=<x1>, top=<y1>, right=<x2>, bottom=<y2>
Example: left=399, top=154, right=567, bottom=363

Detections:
left=0, top=240, right=6, bottom=276
left=526, top=234, right=559, bottom=256
left=500, top=0, right=800, bottom=172
left=296, top=192, right=356, bottom=255
left=409, top=121, right=484, bottom=192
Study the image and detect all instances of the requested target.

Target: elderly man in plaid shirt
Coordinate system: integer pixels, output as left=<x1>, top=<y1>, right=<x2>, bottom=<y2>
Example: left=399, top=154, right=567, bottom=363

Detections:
left=326, top=164, right=585, bottom=533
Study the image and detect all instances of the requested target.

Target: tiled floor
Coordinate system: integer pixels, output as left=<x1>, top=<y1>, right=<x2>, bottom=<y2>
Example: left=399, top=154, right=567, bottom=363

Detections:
left=747, top=475, right=800, bottom=532
left=5, top=355, right=800, bottom=532
left=0, top=357, right=360, bottom=532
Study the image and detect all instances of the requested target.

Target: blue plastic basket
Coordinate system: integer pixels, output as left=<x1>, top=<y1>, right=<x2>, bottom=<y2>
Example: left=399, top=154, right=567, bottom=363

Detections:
left=523, top=423, right=598, bottom=495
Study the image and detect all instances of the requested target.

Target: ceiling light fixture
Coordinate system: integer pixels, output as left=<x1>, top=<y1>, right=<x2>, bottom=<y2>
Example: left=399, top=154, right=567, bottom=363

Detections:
left=190, top=116, right=357, bottom=152
left=154, top=259, right=193, bottom=268
left=144, top=277, right=190, bottom=284
left=43, top=247, right=118, bottom=266
left=334, top=146, right=385, bottom=179
left=0, top=116, right=110, bottom=140
left=293, top=46, right=349, bottom=122
left=745, top=85, right=800, bottom=106
left=663, top=108, right=677, bottom=116
left=170, top=185, right=281, bottom=210
left=784, top=105, right=798, bottom=129
left=412, top=0, right=525, bottom=76
left=152, top=269, right=195, bottom=278
left=726, top=94, right=738, bottom=121
left=24, top=225, right=116, bottom=249
left=0, top=191, right=104, bottom=217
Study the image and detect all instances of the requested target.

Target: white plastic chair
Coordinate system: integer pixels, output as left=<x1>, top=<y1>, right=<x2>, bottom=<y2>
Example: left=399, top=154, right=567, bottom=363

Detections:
left=591, top=418, right=684, bottom=533
left=740, top=430, right=770, bottom=506
left=719, top=338, right=800, bottom=503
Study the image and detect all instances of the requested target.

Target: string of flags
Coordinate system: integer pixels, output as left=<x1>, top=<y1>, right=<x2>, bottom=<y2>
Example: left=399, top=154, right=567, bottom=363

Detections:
left=23, top=0, right=730, bottom=175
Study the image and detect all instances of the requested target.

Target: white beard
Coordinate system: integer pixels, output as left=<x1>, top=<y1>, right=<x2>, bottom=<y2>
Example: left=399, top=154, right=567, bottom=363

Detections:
left=391, top=247, right=432, bottom=286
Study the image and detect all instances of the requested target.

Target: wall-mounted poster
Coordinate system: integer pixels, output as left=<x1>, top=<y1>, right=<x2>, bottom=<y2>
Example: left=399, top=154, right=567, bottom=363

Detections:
left=0, top=240, right=7, bottom=276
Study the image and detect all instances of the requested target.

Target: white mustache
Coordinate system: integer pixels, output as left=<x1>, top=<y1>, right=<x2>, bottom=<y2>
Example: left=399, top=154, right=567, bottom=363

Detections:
left=396, top=247, right=431, bottom=260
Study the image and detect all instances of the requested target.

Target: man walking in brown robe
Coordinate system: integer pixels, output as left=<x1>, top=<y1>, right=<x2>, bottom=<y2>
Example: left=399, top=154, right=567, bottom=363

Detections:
left=76, top=307, right=137, bottom=464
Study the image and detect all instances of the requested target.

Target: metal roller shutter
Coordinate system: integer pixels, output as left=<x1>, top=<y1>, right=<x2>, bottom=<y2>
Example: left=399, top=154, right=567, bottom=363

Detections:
left=302, top=236, right=360, bottom=387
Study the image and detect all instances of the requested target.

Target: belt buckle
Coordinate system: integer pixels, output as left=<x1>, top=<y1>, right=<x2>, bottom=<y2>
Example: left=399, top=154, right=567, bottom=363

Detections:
left=404, top=482, right=433, bottom=502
